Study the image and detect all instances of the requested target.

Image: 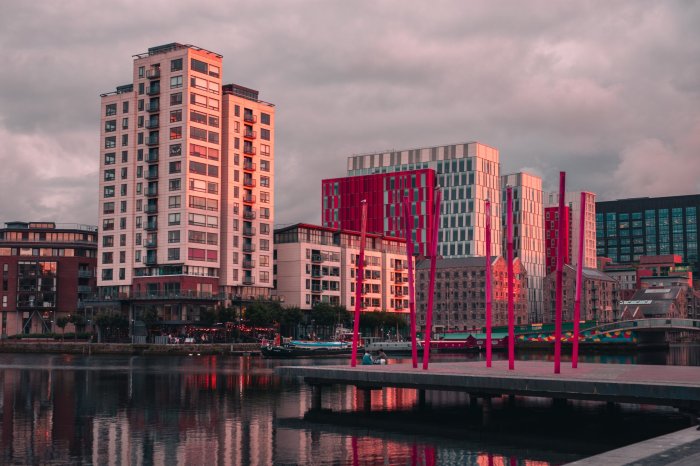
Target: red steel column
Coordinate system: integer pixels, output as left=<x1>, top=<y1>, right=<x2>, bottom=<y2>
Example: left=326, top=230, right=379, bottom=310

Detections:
left=422, top=188, right=441, bottom=370
left=554, top=172, right=566, bottom=374
left=572, top=192, right=586, bottom=368
left=506, top=186, right=515, bottom=370
left=351, top=200, right=368, bottom=367
left=485, top=199, right=493, bottom=368
left=402, top=197, right=418, bottom=368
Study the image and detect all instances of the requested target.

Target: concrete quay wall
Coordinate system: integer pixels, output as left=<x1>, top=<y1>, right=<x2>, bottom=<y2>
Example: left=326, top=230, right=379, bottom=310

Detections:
left=0, top=341, right=261, bottom=355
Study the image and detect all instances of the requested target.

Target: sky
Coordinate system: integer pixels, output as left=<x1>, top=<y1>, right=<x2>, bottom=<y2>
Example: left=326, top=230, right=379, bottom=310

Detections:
left=0, top=0, right=699, bottom=228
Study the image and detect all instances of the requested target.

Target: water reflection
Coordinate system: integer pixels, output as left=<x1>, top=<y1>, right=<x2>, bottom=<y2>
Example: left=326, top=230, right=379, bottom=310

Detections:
left=0, top=346, right=697, bottom=465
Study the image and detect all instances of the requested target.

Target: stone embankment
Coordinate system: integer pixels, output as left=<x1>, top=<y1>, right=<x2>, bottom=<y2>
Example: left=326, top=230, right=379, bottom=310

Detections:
left=0, top=340, right=261, bottom=356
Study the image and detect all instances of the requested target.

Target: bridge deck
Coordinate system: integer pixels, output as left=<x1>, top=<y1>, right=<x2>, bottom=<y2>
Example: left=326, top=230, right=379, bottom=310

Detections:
left=276, top=360, right=700, bottom=409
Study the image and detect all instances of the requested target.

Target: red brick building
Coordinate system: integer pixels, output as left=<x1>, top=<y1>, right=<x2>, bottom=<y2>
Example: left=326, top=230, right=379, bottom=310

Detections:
left=544, top=206, right=571, bottom=275
left=0, top=222, right=97, bottom=336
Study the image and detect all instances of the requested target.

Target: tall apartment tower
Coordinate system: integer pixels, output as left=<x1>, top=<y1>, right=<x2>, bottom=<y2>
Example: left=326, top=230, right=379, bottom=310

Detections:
left=545, top=191, right=597, bottom=271
left=346, top=142, right=501, bottom=258
left=501, top=172, right=545, bottom=323
left=98, top=43, right=274, bottom=322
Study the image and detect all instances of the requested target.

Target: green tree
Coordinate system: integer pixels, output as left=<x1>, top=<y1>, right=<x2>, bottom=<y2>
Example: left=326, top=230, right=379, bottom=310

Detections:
left=56, top=316, right=69, bottom=341
left=244, top=301, right=277, bottom=328
left=199, top=308, right=217, bottom=326
left=218, top=307, right=237, bottom=324
left=69, top=314, right=85, bottom=341
left=278, top=306, right=303, bottom=338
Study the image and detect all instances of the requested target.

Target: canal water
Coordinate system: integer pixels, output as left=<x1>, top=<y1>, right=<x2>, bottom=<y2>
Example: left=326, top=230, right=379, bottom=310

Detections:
left=0, top=345, right=698, bottom=465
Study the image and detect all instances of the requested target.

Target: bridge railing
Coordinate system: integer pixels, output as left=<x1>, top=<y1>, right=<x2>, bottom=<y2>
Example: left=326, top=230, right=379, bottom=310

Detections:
left=591, top=318, right=700, bottom=333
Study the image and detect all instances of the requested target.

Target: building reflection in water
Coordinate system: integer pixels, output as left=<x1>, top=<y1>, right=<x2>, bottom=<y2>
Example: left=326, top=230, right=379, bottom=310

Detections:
left=0, top=348, right=698, bottom=464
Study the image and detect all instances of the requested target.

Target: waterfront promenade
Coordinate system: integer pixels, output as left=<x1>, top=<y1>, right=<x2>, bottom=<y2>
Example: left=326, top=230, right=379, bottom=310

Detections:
left=277, top=360, right=700, bottom=410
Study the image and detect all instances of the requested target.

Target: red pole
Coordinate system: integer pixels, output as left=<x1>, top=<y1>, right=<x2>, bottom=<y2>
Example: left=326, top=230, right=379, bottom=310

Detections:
left=554, top=172, right=566, bottom=374
left=403, top=197, right=418, bottom=368
left=351, top=436, right=359, bottom=466
left=351, top=200, right=368, bottom=367
left=485, top=199, right=493, bottom=368
left=506, top=186, right=515, bottom=371
left=572, top=192, right=586, bottom=368
left=422, top=188, right=441, bottom=370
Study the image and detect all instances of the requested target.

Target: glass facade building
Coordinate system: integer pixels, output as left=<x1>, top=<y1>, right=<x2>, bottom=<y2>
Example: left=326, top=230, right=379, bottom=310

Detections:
left=595, top=195, right=700, bottom=271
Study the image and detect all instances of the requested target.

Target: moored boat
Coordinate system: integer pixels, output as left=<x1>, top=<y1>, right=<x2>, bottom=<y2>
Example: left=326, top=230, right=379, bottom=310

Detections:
left=260, top=340, right=356, bottom=358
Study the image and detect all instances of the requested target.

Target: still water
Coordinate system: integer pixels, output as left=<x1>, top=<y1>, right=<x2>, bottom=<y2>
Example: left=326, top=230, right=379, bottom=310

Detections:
left=0, top=345, right=698, bottom=465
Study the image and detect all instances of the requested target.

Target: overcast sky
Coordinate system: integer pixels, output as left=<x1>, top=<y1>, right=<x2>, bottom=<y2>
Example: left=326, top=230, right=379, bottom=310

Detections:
left=1, top=0, right=699, bottom=228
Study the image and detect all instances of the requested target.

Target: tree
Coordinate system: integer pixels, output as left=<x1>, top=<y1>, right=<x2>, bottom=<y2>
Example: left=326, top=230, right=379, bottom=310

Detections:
left=199, top=308, right=217, bottom=326
left=56, top=317, right=69, bottom=341
left=279, top=306, right=303, bottom=338
left=95, top=313, right=129, bottom=342
left=69, top=314, right=85, bottom=341
left=244, top=301, right=277, bottom=328
left=218, top=307, right=237, bottom=324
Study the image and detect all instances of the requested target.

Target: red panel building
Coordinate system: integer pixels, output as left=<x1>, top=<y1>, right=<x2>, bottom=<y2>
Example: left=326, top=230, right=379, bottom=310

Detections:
left=544, top=206, right=571, bottom=275
left=322, top=169, right=437, bottom=256
left=0, top=222, right=97, bottom=336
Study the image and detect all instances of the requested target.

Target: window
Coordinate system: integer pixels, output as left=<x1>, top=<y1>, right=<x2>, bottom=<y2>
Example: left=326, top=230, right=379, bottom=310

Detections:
left=260, top=160, right=270, bottom=172
left=104, top=169, right=115, bottom=181
left=105, top=104, right=117, bottom=116
left=260, top=223, right=270, bottom=235
left=103, top=202, right=115, bottom=214
left=260, top=128, right=270, bottom=141
left=171, top=58, right=182, bottom=71
left=260, top=207, right=270, bottom=219
left=169, top=195, right=181, bottom=208
left=105, top=137, right=116, bottom=149
left=120, top=167, right=128, bottom=179
left=168, top=230, right=180, bottom=243
left=168, top=248, right=180, bottom=260
left=170, top=126, right=182, bottom=139
left=208, top=64, right=219, bottom=78
left=190, top=127, right=207, bottom=141
left=169, top=178, right=181, bottom=191
left=119, top=218, right=126, bottom=229
left=105, top=120, right=116, bottom=132
left=102, top=269, right=113, bottom=280
left=208, top=164, right=218, bottom=177
left=170, top=76, right=182, bottom=88
left=191, top=76, right=208, bottom=90
left=138, top=99, right=144, bottom=111
left=189, top=161, right=207, bottom=175
left=260, top=191, right=270, bottom=203
left=120, top=200, right=127, bottom=213
left=169, top=161, right=181, bottom=173
left=168, top=213, right=181, bottom=225
left=138, top=66, right=145, bottom=77
left=122, top=101, right=129, bottom=113
left=261, top=112, right=271, bottom=125
left=104, top=186, right=115, bottom=198
left=102, top=235, right=114, bottom=247
left=208, top=115, right=219, bottom=128
left=170, top=92, right=183, bottom=105
left=260, top=176, right=270, bottom=187
left=121, top=151, right=128, bottom=163
left=191, top=58, right=208, bottom=74
left=170, top=144, right=182, bottom=157
left=260, top=239, right=270, bottom=251
left=104, top=152, right=116, bottom=165
left=121, top=134, right=128, bottom=146
left=190, top=92, right=207, bottom=108
left=120, top=234, right=127, bottom=246
left=208, top=131, right=219, bottom=144
left=190, top=110, right=207, bottom=124
left=120, top=184, right=127, bottom=196
left=138, top=82, right=144, bottom=95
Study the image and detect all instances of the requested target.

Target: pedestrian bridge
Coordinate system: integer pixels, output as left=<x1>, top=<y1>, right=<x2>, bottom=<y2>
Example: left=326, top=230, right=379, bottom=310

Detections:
left=588, top=318, right=700, bottom=334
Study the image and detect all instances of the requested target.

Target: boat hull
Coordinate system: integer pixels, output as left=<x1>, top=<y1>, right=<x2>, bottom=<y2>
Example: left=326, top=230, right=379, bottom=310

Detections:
left=261, top=345, right=355, bottom=359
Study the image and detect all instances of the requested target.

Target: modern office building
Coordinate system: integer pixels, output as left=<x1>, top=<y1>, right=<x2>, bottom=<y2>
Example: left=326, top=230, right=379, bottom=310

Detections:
left=321, top=169, right=437, bottom=256
left=543, top=265, right=618, bottom=324
left=545, top=191, right=597, bottom=272
left=97, top=43, right=274, bottom=324
left=0, top=222, right=97, bottom=336
left=501, top=172, right=545, bottom=322
left=415, top=256, right=528, bottom=333
left=274, top=224, right=410, bottom=312
left=346, top=142, right=502, bottom=258
left=595, top=194, right=699, bottom=272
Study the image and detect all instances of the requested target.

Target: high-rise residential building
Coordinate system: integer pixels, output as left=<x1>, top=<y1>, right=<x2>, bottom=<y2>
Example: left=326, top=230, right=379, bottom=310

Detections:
left=321, top=169, right=437, bottom=256
left=97, top=43, right=274, bottom=324
left=595, top=195, right=699, bottom=273
left=501, top=172, right=545, bottom=323
left=415, top=256, right=528, bottom=333
left=274, top=224, right=410, bottom=312
left=545, top=191, right=597, bottom=272
left=0, top=221, right=97, bottom=336
left=346, top=142, right=501, bottom=258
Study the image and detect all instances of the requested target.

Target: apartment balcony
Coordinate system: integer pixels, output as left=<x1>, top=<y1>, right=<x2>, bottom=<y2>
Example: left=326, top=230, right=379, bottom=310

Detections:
left=146, top=136, right=159, bottom=146
left=145, top=238, right=158, bottom=248
left=244, top=130, right=257, bottom=139
left=145, top=188, right=158, bottom=197
left=394, top=263, right=405, bottom=271
left=146, top=85, right=160, bottom=96
left=243, top=146, right=256, bottom=156
left=77, top=285, right=93, bottom=294
left=243, top=161, right=256, bottom=172
left=243, top=210, right=256, bottom=220
left=242, top=259, right=256, bottom=269
left=145, top=222, right=158, bottom=231
left=242, top=194, right=256, bottom=204
left=311, top=254, right=324, bottom=263
left=242, top=227, right=256, bottom=236
left=243, top=114, right=257, bottom=124
left=311, top=284, right=322, bottom=293
left=147, top=102, right=160, bottom=113
left=395, top=290, right=405, bottom=297
left=145, top=119, right=159, bottom=129
left=311, top=269, right=322, bottom=278
left=144, top=256, right=157, bottom=266
left=146, top=68, right=160, bottom=79
left=144, top=205, right=158, bottom=214
left=243, top=178, right=256, bottom=188
left=242, top=276, right=255, bottom=285
left=242, top=244, right=256, bottom=253
left=78, top=270, right=93, bottom=278
left=145, top=171, right=159, bottom=180
left=146, top=153, right=159, bottom=163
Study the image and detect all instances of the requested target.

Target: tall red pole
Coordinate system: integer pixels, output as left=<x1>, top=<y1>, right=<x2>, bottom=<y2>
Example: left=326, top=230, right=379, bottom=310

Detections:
left=554, top=172, right=566, bottom=374
left=351, top=200, right=368, bottom=367
left=572, top=192, right=586, bottom=368
left=506, top=186, right=515, bottom=370
left=402, top=197, right=418, bottom=368
left=485, top=199, right=493, bottom=368
left=422, top=188, right=441, bottom=370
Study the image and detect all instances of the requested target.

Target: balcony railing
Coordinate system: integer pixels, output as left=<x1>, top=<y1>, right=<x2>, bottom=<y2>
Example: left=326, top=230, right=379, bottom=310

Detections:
left=243, top=210, right=256, bottom=220
left=78, top=285, right=93, bottom=293
left=78, top=270, right=93, bottom=278
left=242, top=194, right=256, bottom=204
left=146, top=85, right=160, bottom=96
left=242, top=260, right=255, bottom=269
left=242, top=227, right=256, bottom=236
left=147, top=153, right=159, bottom=163
left=242, top=244, right=256, bottom=253
left=145, top=222, right=158, bottom=231
left=146, top=68, right=161, bottom=79
left=311, top=254, right=324, bottom=263
left=243, top=146, right=256, bottom=155
left=243, top=162, right=256, bottom=171
left=145, top=188, right=158, bottom=197
left=311, top=270, right=322, bottom=278
left=146, top=137, right=159, bottom=146
left=311, top=285, right=322, bottom=293
left=145, top=239, right=158, bottom=248
left=244, top=130, right=257, bottom=139
left=147, top=102, right=160, bottom=112
left=243, top=178, right=256, bottom=188
left=144, top=256, right=157, bottom=265
left=242, top=276, right=255, bottom=285
left=145, top=171, right=159, bottom=180
left=243, top=114, right=257, bottom=124
left=129, top=290, right=223, bottom=301
left=144, top=205, right=158, bottom=214
left=146, top=120, right=159, bottom=129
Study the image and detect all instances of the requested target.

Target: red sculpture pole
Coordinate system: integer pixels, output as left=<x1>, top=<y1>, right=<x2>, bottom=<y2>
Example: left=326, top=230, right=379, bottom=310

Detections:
left=422, top=188, right=441, bottom=370
left=506, top=186, right=515, bottom=370
left=351, top=200, right=368, bottom=367
left=572, top=192, right=586, bottom=368
left=402, top=197, right=418, bottom=368
left=485, top=199, right=493, bottom=368
left=554, top=172, right=566, bottom=374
